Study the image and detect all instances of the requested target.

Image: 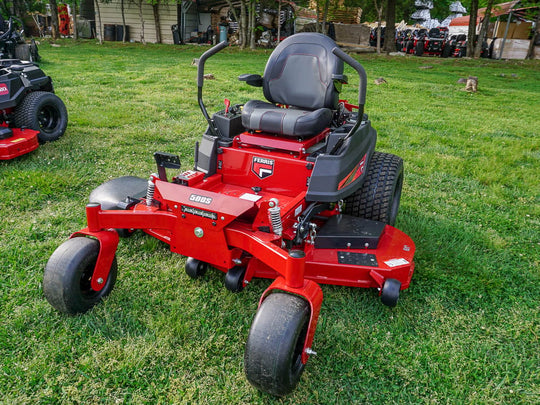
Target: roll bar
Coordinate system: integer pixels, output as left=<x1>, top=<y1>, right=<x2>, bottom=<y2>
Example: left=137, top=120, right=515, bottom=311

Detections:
left=197, top=41, right=228, bottom=137
left=328, top=47, right=368, bottom=155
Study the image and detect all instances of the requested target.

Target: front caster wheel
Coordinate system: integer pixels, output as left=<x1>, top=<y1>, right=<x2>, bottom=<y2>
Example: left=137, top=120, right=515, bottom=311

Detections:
left=185, top=257, right=208, bottom=279
left=244, top=293, right=310, bottom=396
left=43, top=237, right=117, bottom=315
left=224, top=266, right=246, bottom=292
left=381, top=278, right=401, bottom=307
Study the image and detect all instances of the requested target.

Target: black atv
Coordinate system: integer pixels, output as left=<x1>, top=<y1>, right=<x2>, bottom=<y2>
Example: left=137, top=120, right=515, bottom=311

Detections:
left=0, top=60, right=67, bottom=160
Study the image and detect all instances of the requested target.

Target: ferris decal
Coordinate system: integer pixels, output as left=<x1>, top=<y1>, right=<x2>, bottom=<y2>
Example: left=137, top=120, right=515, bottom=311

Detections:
left=0, top=84, right=8, bottom=95
left=251, top=156, right=275, bottom=179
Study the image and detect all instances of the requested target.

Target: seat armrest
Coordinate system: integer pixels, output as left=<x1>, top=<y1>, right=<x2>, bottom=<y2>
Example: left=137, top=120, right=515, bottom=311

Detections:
left=238, top=73, right=263, bottom=87
left=332, top=74, right=348, bottom=84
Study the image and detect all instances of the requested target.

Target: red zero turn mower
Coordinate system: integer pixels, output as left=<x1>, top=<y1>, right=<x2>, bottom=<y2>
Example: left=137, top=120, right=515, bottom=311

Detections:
left=0, top=60, right=67, bottom=160
left=44, top=33, right=415, bottom=396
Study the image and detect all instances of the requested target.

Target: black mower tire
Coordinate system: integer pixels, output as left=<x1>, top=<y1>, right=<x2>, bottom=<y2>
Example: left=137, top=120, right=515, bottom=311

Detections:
left=343, top=151, right=404, bottom=226
left=185, top=257, right=208, bottom=279
left=441, top=44, right=454, bottom=58
left=244, top=293, right=310, bottom=397
left=43, top=237, right=117, bottom=315
left=13, top=91, right=68, bottom=143
left=381, top=278, right=401, bottom=307
left=224, top=266, right=246, bottom=292
left=406, top=40, right=414, bottom=53
left=415, top=41, right=424, bottom=56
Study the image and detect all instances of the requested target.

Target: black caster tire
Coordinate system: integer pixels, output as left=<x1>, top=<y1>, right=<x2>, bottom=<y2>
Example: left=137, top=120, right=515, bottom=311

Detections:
left=224, top=266, right=246, bottom=292
left=244, top=293, right=310, bottom=396
left=115, top=228, right=135, bottom=238
left=381, top=278, right=401, bottom=307
left=343, top=151, right=403, bottom=226
left=13, top=91, right=68, bottom=143
left=43, top=237, right=117, bottom=315
left=185, top=257, right=208, bottom=279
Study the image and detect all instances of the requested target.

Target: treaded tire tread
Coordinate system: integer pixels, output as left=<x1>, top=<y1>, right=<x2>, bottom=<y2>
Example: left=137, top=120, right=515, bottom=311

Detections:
left=13, top=91, right=68, bottom=143
left=343, top=151, right=403, bottom=225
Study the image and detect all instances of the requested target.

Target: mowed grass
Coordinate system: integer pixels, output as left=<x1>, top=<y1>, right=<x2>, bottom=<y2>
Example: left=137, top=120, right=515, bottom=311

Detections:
left=0, top=39, right=538, bottom=403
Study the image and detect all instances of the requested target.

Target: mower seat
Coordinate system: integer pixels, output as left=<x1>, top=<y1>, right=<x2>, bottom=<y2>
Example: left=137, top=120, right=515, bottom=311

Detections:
left=240, top=33, right=344, bottom=138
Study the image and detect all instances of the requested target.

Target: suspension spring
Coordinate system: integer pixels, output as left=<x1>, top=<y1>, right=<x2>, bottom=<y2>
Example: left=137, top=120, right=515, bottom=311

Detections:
left=146, top=175, right=156, bottom=206
left=268, top=198, right=283, bottom=236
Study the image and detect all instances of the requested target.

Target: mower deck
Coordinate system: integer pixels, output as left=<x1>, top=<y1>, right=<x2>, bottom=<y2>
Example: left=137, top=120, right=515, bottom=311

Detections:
left=0, top=128, right=38, bottom=160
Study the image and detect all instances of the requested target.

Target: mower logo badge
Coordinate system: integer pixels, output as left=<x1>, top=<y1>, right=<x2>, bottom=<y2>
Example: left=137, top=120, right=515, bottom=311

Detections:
left=189, top=194, right=212, bottom=205
left=0, top=84, right=8, bottom=96
left=252, top=157, right=274, bottom=179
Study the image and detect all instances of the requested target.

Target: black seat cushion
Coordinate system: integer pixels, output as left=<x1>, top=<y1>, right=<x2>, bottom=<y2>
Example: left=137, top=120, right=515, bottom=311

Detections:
left=242, top=100, right=332, bottom=138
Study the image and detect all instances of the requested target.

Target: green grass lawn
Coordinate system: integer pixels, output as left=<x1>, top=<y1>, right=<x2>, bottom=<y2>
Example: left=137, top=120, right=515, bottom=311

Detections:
left=1, top=39, right=538, bottom=403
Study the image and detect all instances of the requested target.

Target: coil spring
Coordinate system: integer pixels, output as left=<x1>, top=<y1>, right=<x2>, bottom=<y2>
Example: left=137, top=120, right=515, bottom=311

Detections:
left=268, top=199, right=282, bottom=236
left=146, top=176, right=156, bottom=206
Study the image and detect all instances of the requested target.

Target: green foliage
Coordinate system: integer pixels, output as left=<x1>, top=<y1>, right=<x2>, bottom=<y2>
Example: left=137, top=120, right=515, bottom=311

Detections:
left=0, top=40, right=539, bottom=403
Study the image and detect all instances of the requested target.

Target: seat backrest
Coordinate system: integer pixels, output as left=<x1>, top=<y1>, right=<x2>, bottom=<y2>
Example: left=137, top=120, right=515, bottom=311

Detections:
left=262, top=33, right=344, bottom=111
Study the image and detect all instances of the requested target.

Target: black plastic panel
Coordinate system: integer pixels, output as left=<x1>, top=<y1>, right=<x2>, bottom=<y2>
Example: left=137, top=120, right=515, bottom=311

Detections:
left=315, top=214, right=385, bottom=249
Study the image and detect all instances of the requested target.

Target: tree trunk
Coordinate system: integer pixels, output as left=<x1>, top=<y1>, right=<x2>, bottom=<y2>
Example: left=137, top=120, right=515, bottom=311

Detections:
left=249, top=0, right=256, bottom=49
left=240, top=0, right=247, bottom=48
left=383, top=0, right=396, bottom=53
left=152, top=2, right=161, bottom=44
left=526, top=12, right=539, bottom=59
left=94, top=0, right=102, bottom=43
left=321, top=0, right=330, bottom=35
left=474, top=0, right=494, bottom=58
left=49, top=0, right=60, bottom=40
left=72, top=0, right=78, bottom=40
left=277, top=0, right=281, bottom=44
left=315, top=0, right=320, bottom=33
left=120, top=0, right=127, bottom=42
left=138, top=0, right=145, bottom=44
left=467, top=0, right=478, bottom=57
left=374, top=0, right=384, bottom=54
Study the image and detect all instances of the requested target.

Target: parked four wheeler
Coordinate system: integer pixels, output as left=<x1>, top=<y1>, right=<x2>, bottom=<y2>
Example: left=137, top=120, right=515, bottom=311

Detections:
left=414, top=27, right=447, bottom=56
left=0, top=16, right=39, bottom=62
left=43, top=33, right=415, bottom=396
left=396, top=28, right=414, bottom=53
left=0, top=60, right=68, bottom=160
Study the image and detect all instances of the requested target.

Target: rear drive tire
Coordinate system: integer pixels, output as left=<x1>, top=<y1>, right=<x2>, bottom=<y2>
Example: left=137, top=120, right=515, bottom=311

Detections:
left=43, top=237, right=117, bottom=315
left=343, top=151, right=404, bottom=226
left=13, top=91, right=68, bottom=143
left=244, top=293, right=310, bottom=396
left=441, top=44, right=454, bottom=58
